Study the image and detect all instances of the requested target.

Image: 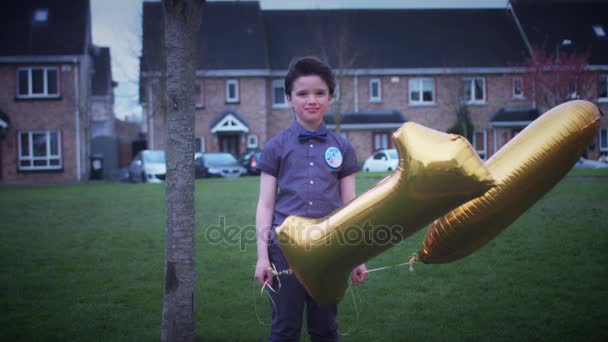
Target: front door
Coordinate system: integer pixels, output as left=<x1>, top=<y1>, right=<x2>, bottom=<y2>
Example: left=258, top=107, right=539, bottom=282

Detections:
left=219, top=134, right=240, bottom=157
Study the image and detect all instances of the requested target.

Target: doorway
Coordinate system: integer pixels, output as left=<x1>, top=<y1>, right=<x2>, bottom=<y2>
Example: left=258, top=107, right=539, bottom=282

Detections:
left=218, top=134, right=240, bottom=157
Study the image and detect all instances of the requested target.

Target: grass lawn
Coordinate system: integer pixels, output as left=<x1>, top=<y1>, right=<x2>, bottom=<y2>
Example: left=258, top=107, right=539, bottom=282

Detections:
left=1, top=175, right=607, bottom=341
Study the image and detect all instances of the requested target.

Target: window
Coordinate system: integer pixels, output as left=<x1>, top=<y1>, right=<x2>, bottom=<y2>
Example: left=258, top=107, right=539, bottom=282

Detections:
left=333, top=82, right=340, bottom=101
left=272, top=80, right=287, bottom=107
left=593, top=24, right=606, bottom=38
left=373, top=132, right=389, bottom=150
left=512, top=77, right=524, bottom=99
left=600, top=128, right=607, bottom=152
left=195, top=137, right=205, bottom=152
left=568, top=78, right=578, bottom=100
left=409, top=78, right=435, bottom=105
left=370, top=79, right=381, bottom=102
left=373, top=152, right=387, bottom=160
left=17, top=67, right=59, bottom=98
left=18, top=130, right=62, bottom=170
left=195, top=80, right=205, bottom=109
left=598, top=74, right=608, bottom=102
left=462, top=77, right=486, bottom=104
left=33, top=8, right=48, bottom=24
left=226, top=79, right=238, bottom=103
left=247, top=134, right=259, bottom=149
left=473, top=130, right=487, bottom=160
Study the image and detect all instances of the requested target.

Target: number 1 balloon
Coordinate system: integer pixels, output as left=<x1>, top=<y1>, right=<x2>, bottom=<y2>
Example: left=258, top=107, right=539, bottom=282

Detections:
left=276, top=122, right=495, bottom=303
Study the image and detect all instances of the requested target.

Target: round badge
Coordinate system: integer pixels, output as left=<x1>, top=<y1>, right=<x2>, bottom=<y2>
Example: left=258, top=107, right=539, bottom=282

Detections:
left=325, top=147, right=343, bottom=169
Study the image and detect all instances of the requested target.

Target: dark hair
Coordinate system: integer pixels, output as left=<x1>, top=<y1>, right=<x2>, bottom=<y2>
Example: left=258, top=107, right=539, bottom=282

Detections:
left=284, top=56, right=335, bottom=98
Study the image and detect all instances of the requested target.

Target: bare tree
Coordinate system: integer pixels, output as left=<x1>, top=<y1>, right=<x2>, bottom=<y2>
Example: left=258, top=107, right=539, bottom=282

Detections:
left=316, top=19, right=358, bottom=133
left=523, top=46, right=595, bottom=112
left=443, top=76, right=474, bottom=142
left=160, top=1, right=204, bottom=341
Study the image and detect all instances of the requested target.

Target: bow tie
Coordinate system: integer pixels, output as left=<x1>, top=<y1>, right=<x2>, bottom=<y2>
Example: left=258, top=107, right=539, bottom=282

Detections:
left=298, top=130, right=327, bottom=143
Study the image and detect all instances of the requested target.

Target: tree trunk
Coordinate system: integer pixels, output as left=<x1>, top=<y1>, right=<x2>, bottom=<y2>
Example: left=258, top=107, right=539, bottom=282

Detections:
left=160, top=1, right=204, bottom=341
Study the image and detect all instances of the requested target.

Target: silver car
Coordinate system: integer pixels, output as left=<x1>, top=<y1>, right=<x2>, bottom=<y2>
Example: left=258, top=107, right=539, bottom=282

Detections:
left=128, top=150, right=166, bottom=183
left=195, top=152, right=246, bottom=178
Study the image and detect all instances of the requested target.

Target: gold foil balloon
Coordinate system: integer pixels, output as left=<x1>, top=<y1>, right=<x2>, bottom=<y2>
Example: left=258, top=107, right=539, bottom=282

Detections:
left=417, top=100, right=601, bottom=264
left=276, top=122, right=496, bottom=303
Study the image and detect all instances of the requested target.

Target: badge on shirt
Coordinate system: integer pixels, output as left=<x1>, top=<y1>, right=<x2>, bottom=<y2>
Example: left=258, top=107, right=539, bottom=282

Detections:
left=325, top=147, right=343, bottom=168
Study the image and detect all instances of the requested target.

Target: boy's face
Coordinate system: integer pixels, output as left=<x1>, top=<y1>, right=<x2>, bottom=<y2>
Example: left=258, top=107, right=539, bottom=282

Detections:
left=287, top=75, right=332, bottom=129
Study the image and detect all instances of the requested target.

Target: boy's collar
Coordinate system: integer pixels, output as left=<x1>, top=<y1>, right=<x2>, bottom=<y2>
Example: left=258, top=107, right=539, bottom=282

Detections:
left=289, top=120, right=327, bottom=133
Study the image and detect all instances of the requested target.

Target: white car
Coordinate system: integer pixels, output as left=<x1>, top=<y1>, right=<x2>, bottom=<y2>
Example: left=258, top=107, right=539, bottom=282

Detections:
left=128, top=150, right=166, bottom=183
left=573, top=157, right=608, bottom=169
left=362, top=149, right=399, bottom=172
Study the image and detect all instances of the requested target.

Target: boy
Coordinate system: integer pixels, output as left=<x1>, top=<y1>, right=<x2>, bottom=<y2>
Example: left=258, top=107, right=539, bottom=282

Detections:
left=254, top=56, right=367, bottom=341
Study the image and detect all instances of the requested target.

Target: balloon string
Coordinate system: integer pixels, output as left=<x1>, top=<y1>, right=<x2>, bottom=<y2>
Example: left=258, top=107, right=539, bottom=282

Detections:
left=254, top=255, right=418, bottom=328
left=338, top=284, right=362, bottom=336
left=364, top=254, right=418, bottom=274
left=253, top=263, right=293, bottom=326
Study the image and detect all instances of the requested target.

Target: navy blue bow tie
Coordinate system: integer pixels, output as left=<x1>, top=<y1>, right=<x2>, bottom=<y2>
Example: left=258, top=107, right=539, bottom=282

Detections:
left=298, top=130, right=327, bottom=143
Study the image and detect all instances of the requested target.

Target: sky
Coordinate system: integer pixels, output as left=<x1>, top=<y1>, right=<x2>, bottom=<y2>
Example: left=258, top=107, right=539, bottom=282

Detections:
left=90, top=0, right=509, bottom=121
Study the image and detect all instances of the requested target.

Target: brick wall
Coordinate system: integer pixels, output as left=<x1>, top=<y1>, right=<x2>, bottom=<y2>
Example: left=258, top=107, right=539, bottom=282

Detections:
left=142, top=71, right=608, bottom=162
left=0, top=63, right=81, bottom=184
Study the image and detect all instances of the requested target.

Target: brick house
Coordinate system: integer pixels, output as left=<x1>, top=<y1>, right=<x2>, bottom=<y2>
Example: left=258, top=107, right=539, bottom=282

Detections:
left=0, top=0, right=98, bottom=184
left=511, top=0, right=608, bottom=158
left=140, top=1, right=607, bottom=163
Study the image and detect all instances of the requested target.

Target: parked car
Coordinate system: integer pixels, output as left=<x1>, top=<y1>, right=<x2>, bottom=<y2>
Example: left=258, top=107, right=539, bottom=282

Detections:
left=362, top=149, right=399, bottom=172
left=240, top=150, right=262, bottom=175
left=128, top=150, right=166, bottom=183
left=195, top=152, right=247, bottom=178
left=599, top=155, right=608, bottom=164
left=573, top=157, right=608, bottom=169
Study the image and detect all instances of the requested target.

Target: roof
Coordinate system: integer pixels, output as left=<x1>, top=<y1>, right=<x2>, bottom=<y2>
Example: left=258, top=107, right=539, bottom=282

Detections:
left=141, top=1, right=268, bottom=73
left=91, top=46, right=113, bottom=96
left=0, top=0, right=90, bottom=57
left=209, top=109, right=249, bottom=129
left=324, top=110, right=407, bottom=125
left=512, top=1, right=608, bottom=65
left=263, top=9, right=526, bottom=70
left=140, top=2, right=527, bottom=72
left=490, top=106, right=539, bottom=123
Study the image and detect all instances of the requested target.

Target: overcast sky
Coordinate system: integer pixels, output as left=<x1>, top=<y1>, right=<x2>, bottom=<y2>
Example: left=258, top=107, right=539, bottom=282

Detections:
left=90, top=0, right=509, bottom=120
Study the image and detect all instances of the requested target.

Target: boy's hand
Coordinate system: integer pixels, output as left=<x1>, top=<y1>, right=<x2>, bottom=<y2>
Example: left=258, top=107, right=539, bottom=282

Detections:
left=255, top=258, right=274, bottom=287
left=351, top=264, right=368, bottom=285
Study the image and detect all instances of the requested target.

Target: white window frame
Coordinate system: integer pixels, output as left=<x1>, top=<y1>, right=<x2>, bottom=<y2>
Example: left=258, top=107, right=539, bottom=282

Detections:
left=598, top=74, right=608, bottom=103
left=333, top=82, right=340, bottom=102
left=17, top=66, right=60, bottom=99
left=512, top=77, right=524, bottom=99
left=599, top=128, right=608, bottom=152
left=195, top=136, right=205, bottom=153
left=472, top=130, right=487, bottom=160
left=33, top=8, right=49, bottom=23
left=408, top=78, right=435, bottom=105
left=271, top=79, right=288, bottom=108
left=373, top=132, right=389, bottom=150
left=247, top=134, right=259, bottom=149
left=18, top=130, right=62, bottom=170
left=195, top=79, right=205, bottom=109
left=369, top=78, right=382, bottom=102
left=226, top=79, right=239, bottom=103
left=462, top=77, right=486, bottom=104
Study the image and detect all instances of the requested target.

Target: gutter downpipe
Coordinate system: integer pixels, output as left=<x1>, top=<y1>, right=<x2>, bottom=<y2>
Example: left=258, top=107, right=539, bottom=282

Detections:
left=74, top=58, right=81, bottom=181
left=148, top=83, right=154, bottom=149
left=508, top=1, right=536, bottom=109
left=353, top=73, right=359, bottom=112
